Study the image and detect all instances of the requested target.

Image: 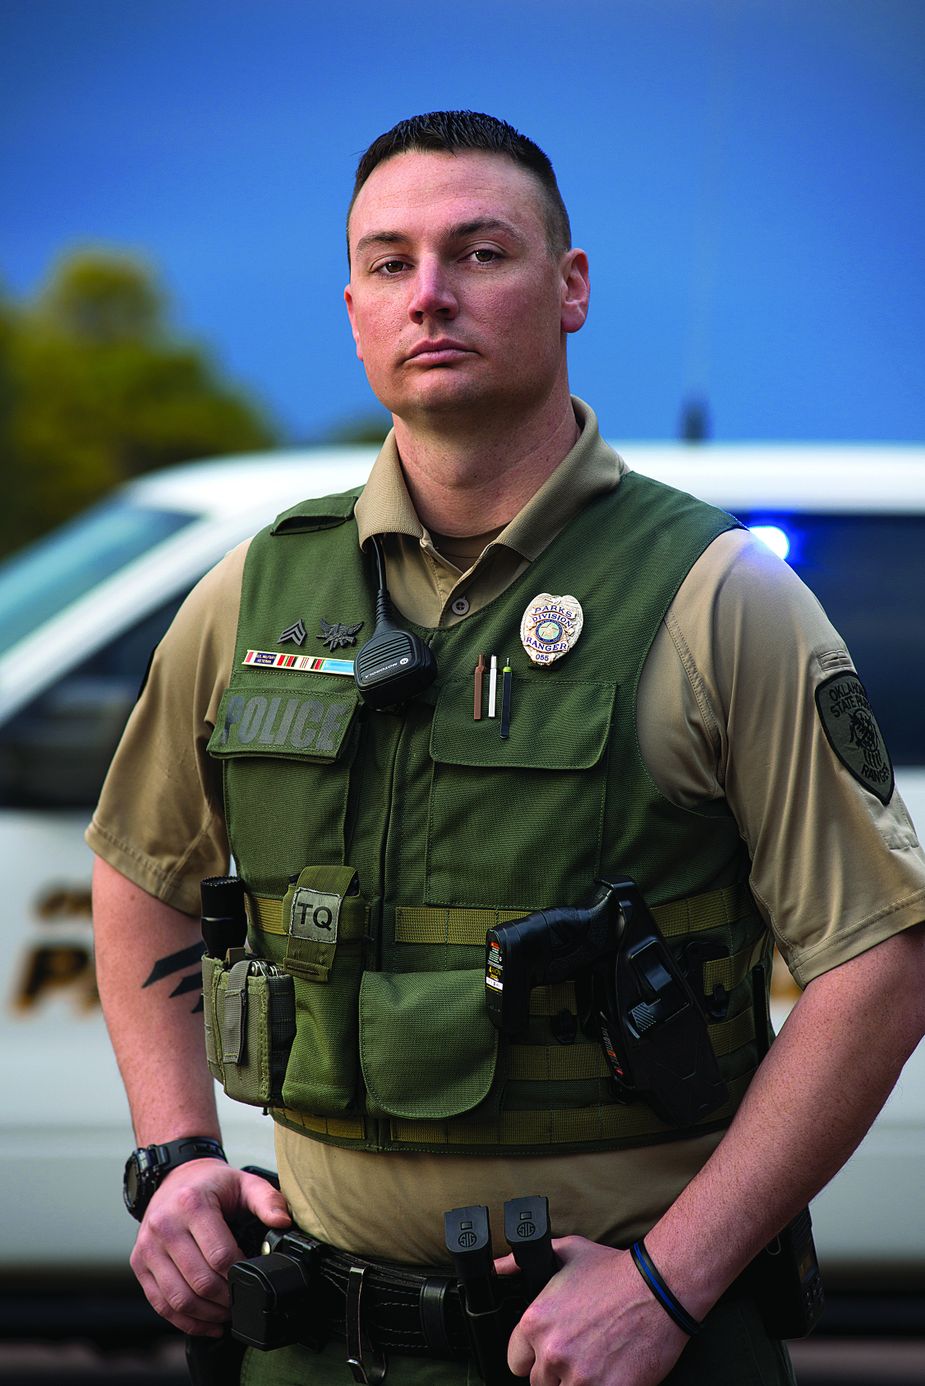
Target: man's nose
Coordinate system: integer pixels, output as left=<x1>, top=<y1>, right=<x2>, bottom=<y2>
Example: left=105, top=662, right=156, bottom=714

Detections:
left=407, top=260, right=458, bottom=321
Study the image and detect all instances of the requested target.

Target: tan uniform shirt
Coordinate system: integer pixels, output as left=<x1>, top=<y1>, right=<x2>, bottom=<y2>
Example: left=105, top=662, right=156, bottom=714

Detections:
left=88, top=400, right=925, bottom=1261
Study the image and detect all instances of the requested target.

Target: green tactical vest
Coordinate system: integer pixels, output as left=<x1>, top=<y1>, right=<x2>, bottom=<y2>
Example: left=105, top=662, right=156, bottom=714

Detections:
left=207, top=471, right=772, bottom=1156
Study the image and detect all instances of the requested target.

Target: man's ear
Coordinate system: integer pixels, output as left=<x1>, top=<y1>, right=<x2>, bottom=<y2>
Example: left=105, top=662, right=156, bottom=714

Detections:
left=560, top=248, right=590, bottom=335
left=344, top=285, right=364, bottom=361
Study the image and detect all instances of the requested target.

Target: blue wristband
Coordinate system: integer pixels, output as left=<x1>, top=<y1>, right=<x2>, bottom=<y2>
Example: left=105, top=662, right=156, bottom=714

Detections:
left=629, top=1240, right=702, bottom=1337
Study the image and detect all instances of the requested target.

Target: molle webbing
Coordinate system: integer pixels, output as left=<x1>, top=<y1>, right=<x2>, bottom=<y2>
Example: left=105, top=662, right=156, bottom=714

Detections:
left=263, top=879, right=765, bottom=1151
left=389, top=881, right=752, bottom=943
left=274, top=1071, right=754, bottom=1152
left=250, top=879, right=749, bottom=941
left=249, top=880, right=762, bottom=999
left=384, top=1071, right=755, bottom=1149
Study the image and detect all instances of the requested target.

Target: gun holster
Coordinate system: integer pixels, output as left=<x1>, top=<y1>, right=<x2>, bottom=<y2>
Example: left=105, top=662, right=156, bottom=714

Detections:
left=185, top=1332, right=245, bottom=1386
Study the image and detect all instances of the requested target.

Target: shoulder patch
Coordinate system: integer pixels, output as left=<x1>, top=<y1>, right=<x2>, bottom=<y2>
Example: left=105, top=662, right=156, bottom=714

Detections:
left=815, top=672, right=894, bottom=805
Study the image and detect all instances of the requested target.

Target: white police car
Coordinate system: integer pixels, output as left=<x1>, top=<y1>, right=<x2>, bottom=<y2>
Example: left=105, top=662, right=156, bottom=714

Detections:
left=0, top=442, right=922, bottom=1302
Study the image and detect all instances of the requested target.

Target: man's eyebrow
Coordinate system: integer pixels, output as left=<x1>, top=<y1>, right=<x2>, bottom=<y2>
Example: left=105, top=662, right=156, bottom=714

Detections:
left=448, top=217, right=526, bottom=243
left=353, top=218, right=526, bottom=259
left=353, top=231, right=408, bottom=258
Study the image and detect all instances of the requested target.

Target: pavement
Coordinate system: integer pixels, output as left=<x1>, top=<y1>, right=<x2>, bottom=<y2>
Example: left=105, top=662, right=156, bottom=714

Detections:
left=2, top=1336, right=925, bottom=1383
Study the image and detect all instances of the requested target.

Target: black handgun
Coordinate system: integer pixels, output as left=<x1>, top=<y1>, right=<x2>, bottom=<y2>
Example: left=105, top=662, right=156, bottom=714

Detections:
left=742, top=964, right=825, bottom=1339
left=486, top=878, right=727, bottom=1128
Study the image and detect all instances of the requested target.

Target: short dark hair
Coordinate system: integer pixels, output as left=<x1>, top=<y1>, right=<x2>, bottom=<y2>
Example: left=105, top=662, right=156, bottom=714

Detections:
left=348, top=110, right=572, bottom=259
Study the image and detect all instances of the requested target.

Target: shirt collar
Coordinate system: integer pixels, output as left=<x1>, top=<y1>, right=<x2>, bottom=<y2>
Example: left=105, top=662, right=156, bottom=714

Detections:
left=353, top=396, right=625, bottom=558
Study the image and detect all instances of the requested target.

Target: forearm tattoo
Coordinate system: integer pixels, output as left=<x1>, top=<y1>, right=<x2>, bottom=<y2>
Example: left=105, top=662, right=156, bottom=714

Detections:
left=142, top=942, right=206, bottom=1012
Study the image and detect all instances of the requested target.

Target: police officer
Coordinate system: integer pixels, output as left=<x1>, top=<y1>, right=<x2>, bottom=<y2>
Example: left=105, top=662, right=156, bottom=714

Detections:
left=91, top=112, right=925, bottom=1386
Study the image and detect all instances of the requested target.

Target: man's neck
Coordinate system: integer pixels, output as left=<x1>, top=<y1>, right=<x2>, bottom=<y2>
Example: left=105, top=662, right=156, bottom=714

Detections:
left=391, top=392, right=581, bottom=537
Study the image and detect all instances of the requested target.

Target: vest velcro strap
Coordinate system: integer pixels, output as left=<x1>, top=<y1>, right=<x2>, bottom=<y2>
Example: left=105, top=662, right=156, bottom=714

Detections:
left=388, top=1072, right=752, bottom=1149
left=271, top=1046, right=755, bottom=1151
left=703, top=934, right=770, bottom=996
left=272, top=1108, right=367, bottom=1142
left=651, top=881, right=752, bottom=938
left=391, top=882, right=753, bottom=950
left=256, top=884, right=755, bottom=947
left=504, top=1042, right=609, bottom=1082
left=506, top=1004, right=755, bottom=1083
left=529, top=982, right=579, bottom=1016
left=394, top=906, right=527, bottom=945
left=708, top=1006, right=756, bottom=1058
left=248, top=895, right=286, bottom=935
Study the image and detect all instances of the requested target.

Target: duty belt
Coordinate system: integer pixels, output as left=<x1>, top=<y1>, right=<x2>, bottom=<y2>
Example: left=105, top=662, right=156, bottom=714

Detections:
left=230, top=1229, right=473, bottom=1382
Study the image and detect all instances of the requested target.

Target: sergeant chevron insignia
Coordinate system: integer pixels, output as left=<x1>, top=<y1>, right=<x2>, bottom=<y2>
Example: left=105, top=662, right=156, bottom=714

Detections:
left=520, top=593, right=584, bottom=666
left=318, top=618, right=364, bottom=651
left=278, top=619, right=307, bottom=646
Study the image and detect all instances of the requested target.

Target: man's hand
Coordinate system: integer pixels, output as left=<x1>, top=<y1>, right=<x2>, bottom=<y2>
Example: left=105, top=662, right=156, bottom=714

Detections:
left=131, top=1160, right=291, bottom=1337
left=500, top=1235, right=689, bottom=1386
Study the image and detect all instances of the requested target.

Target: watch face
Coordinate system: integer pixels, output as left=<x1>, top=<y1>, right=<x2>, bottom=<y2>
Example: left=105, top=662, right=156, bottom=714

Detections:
left=123, top=1139, right=226, bottom=1220
left=123, top=1154, right=140, bottom=1213
left=123, top=1148, right=154, bottom=1217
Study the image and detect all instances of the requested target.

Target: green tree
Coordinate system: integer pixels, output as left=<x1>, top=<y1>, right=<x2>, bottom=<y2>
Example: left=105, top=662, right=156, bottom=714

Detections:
left=1, top=250, right=279, bottom=556
left=326, top=412, right=391, bottom=445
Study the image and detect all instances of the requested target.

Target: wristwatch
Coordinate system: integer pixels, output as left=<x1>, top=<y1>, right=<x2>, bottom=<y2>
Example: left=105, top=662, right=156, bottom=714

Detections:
left=123, top=1136, right=227, bottom=1221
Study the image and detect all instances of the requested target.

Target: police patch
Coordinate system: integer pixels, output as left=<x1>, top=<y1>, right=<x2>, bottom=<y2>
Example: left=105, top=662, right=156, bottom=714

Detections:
left=815, top=672, right=894, bottom=805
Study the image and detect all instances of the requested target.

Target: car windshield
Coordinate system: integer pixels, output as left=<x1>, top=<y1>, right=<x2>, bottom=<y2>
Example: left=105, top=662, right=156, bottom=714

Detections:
left=0, top=496, right=195, bottom=658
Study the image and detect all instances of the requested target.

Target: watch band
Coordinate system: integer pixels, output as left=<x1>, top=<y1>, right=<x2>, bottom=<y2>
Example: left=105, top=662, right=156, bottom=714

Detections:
left=124, top=1136, right=227, bottom=1221
left=157, top=1135, right=227, bottom=1165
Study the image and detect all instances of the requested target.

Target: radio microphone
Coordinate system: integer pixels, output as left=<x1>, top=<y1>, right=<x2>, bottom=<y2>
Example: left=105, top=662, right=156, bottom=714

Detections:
left=354, top=535, right=437, bottom=710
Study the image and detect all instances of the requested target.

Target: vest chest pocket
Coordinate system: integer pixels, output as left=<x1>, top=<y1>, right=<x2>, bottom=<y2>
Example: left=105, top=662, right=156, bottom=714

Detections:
left=208, top=683, right=361, bottom=882
left=425, top=676, right=618, bottom=910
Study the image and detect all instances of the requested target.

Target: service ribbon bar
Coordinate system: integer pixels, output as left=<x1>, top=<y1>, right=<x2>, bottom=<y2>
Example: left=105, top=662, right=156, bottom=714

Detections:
left=243, top=649, right=355, bottom=676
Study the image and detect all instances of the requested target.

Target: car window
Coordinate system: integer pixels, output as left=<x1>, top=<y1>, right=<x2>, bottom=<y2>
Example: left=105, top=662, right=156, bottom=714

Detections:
left=740, top=512, right=924, bottom=763
left=0, top=591, right=188, bottom=808
left=0, top=497, right=195, bottom=658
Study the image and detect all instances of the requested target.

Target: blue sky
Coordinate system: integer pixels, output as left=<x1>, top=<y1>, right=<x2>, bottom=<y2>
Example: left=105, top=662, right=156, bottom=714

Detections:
left=2, top=0, right=923, bottom=444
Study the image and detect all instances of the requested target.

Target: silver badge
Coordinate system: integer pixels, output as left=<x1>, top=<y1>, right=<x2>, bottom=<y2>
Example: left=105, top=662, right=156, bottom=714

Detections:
left=520, top=593, right=584, bottom=667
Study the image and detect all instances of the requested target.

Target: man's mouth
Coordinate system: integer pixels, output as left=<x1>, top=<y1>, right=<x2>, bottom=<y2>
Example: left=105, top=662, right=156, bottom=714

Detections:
left=405, top=339, right=474, bottom=364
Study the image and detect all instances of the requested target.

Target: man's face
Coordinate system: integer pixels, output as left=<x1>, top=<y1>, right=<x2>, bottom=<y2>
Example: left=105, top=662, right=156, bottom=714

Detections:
left=345, top=151, right=588, bottom=425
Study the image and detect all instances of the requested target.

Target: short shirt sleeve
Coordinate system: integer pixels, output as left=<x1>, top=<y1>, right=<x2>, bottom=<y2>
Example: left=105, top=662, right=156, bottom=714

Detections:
left=638, top=529, right=925, bottom=987
left=85, top=541, right=248, bottom=916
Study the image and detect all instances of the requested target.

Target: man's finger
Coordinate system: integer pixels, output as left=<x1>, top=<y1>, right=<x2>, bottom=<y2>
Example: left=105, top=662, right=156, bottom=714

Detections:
left=238, top=1172, right=292, bottom=1228
left=506, top=1317, right=537, bottom=1379
left=136, top=1242, right=230, bottom=1334
left=170, top=1220, right=236, bottom=1304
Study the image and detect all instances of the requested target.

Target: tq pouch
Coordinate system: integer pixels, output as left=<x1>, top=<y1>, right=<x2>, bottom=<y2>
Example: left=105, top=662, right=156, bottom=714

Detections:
left=203, top=952, right=296, bottom=1107
left=277, top=865, right=369, bottom=1114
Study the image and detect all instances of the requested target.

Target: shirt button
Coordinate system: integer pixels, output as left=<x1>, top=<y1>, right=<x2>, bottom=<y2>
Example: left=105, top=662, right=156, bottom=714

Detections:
left=450, top=596, right=470, bottom=616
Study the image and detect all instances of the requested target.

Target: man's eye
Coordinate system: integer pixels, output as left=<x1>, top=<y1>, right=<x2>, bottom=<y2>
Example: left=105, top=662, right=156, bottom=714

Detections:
left=378, top=259, right=407, bottom=275
left=471, top=248, right=500, bottom=264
